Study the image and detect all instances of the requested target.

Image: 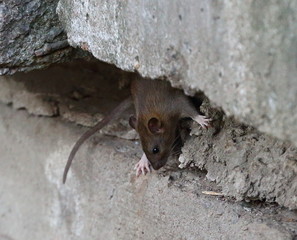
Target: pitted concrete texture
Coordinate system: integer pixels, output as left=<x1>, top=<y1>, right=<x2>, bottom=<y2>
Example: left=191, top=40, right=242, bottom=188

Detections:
left=0, top=0, right=89, bottom=75
left=179, top=106, right=297, bottom=209
left=0, top=104, right=296, bottom=240
left=57, top=0, right=297, bottom=147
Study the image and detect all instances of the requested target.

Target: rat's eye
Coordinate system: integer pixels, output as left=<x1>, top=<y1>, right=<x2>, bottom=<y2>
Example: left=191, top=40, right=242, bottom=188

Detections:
left=152, top=147, right=160, bottom=154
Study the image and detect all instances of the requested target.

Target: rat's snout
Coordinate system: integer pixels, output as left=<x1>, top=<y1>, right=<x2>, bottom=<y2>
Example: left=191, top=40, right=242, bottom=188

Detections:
left=150, top=159, right=167, bottom=170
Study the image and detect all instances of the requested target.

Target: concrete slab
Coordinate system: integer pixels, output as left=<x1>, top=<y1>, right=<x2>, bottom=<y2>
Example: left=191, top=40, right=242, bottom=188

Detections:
left=57, top=0, right=297, bottom=147
left=0, top=104, right=296, bottom=240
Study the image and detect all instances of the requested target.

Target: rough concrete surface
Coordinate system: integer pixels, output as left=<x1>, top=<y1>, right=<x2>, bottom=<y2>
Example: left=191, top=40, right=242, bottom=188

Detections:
left=0, top=0, right=89, bottom=75
left=0, top=60, right=296, bottom=210
left=0, top=103, right=297, bottom=240
left=180, top=109, right=297, bottom=209
left=57, top=0, right=297, bottom=147
left=1, top=1, right=297, bottom=239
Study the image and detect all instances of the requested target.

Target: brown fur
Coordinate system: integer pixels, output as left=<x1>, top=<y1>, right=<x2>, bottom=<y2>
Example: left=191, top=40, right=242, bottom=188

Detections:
left=131, top=78, right=195, bottom=170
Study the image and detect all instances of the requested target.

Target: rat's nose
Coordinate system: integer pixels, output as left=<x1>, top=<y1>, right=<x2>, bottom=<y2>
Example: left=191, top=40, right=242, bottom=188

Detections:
left=151, top=159, right=167, bottom=170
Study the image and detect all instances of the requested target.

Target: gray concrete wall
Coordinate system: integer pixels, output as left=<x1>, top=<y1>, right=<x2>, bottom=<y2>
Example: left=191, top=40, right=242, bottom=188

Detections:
left=1, top=60, right=296, bottom=209
left=1, top=1, right=297, bottom=238
left=57, top=0, right=297, bottom=147
left=0, top=62, right=296, bottom=240
left=0, top=99, right=296, bottom=240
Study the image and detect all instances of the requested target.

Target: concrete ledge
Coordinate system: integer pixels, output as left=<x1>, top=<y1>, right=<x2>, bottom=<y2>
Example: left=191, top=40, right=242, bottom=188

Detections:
left=0, top=104, right=296, bottom=239
left=57, top=0, right=297, bottom=147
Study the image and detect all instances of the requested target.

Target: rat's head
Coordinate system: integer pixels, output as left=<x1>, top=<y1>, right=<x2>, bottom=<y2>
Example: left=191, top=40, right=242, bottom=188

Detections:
left=129, top=115, right=178, bottom=170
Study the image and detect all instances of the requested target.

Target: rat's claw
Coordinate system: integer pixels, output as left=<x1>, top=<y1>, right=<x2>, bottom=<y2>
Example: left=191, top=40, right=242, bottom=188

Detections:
left=193, top=115, right=212, bottom=129
left=135, top=153, right=152, bottom=177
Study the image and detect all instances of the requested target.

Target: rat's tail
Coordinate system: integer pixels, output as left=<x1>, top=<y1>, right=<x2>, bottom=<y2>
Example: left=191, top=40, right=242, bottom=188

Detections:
left=63, top=97, right=132, bottom=184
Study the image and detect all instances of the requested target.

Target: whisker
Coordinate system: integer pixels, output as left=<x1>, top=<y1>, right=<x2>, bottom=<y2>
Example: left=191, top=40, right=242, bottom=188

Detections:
left=171, top=150, right=182, bottom=156
left=169, top=141, right=182, bottom=155
left=170, top=142, right=178, bottom=151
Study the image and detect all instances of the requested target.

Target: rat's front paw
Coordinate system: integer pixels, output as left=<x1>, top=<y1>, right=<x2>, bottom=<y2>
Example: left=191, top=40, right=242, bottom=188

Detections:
left=193, top=115, right=212, bottom=129
left=134, top=153, right=152, bottom=177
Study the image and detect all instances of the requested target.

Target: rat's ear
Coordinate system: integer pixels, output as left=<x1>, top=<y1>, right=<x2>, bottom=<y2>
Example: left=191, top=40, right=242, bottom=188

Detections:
left=129, top=115, right=137, bottom=129
left=148, top=117, right=164, bottom=134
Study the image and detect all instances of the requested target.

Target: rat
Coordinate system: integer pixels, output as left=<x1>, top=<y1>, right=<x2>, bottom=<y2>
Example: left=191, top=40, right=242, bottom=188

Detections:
left=62, top=77, right=211, bottom=183
left=129, top=78, right=211, bottom=176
